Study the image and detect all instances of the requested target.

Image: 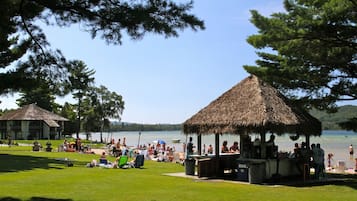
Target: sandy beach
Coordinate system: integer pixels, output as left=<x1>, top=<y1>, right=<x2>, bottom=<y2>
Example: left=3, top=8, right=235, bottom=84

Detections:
left=91, top=148, right=106, bottom=155
left=78, top=130, right=357, bottom=173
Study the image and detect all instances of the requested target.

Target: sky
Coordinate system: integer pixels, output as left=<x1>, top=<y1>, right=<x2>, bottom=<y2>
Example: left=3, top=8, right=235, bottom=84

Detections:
left=3, top=0, right=353, bottom=124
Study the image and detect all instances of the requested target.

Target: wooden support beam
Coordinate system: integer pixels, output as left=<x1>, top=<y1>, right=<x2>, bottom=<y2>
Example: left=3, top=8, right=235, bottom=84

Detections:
left=197, top=134, right=202, bottom=155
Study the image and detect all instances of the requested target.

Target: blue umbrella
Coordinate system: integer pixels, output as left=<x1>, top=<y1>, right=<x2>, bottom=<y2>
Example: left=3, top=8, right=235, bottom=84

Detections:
left=157, top=139, right=166, bottom=145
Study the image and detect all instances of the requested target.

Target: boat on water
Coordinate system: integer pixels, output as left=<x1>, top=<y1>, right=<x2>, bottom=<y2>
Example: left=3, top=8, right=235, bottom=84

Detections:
left=172, top=139, right=181, bottom=143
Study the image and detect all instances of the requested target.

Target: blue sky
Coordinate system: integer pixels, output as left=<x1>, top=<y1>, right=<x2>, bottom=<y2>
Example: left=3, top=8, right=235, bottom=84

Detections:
left=3, top=0, right=335, bottom=124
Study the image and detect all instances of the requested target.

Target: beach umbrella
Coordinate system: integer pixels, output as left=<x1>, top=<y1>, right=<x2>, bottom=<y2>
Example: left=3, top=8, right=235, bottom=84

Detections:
left=152, top=140, right=166, bottom=144
left=152, top=139, right=166, bottom=144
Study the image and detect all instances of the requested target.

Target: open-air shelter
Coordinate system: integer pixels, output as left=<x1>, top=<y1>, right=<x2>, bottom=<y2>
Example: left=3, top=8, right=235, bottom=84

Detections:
left=0, top=104, right=68, bottom=140
left=183, top=75, right=321, bottom=182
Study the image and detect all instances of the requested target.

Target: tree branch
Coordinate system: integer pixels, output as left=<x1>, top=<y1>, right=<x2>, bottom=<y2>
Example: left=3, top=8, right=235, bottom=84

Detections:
left=19, top=0, right=47, bottom=60
left=348, top=0, right=357, bottom=7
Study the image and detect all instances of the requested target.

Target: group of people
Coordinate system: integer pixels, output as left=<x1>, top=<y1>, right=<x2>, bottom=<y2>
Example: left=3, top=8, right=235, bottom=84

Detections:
left=221, top=140, right=240, bottom=154
left=148, top=142, right=177, bottom=162
left=310, top=143, right=325, bottom=179
left=292, top=142, right=325, bottom=180
left=88, top=150, right=141, bottom=168
left=109, top=137, right=180, bottom=163
left=61, top=138, right=86, bottom=152
left=109, top=137, right=130, bottom=157
left=185, top=137, right=240, bottom=157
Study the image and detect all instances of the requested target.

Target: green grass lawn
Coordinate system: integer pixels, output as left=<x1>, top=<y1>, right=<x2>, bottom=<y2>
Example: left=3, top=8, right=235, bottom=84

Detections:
left=0, top=144, right=357, bottom=201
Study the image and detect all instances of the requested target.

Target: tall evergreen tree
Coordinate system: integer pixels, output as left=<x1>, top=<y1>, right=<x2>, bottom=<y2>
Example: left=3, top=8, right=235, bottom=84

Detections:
left=16, top=81, right=59, bottom=112
left=67, top=60, right=95, bottom=139
left=59, top=102, right=77, bottom=136
left=244, top=0, right=356, bottom=113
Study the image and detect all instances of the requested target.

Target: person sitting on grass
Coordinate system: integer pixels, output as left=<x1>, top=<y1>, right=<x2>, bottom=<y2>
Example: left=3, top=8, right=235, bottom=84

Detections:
left=99, top=152, right=109, bottom=164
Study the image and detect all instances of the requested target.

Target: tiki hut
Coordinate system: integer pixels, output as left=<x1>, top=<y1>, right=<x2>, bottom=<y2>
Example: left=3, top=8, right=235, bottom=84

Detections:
left=0, top=104, right=68, bottom=140
left=182, top=75, right=321, bottom=180
left=183, top=75, right=321, bottom=136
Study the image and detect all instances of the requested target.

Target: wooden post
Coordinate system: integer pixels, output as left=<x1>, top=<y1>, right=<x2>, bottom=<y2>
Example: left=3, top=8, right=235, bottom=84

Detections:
left=261, top=132, right=266, bottom=159
left=197, top=134, right=202, bottom=155
left=215, top=133, right=220, bottom=177
left=239, top=133, right=244, bottom=157
left=215, top=133, right=220, bottom=158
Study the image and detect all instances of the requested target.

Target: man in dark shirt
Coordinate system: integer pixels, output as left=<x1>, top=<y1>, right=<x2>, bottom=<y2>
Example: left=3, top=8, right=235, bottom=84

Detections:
left=187, top=137, right=194, bottom=158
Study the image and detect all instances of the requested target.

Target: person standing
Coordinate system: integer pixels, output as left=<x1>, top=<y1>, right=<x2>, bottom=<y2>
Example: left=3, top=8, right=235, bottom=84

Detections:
left=310, top=143, right=316, bottom=175
left=292, top=143, right=300, bottom=158
left=207, top=144, right=213, bottom=154
left=7, top=135, right=12, bottom=147
left=299, top=142, right=310, bottom=179
left=349, top=144, right=354, bottom=159
left=123, top=137, right=126, bottom=146
left=63, top=139, right=69, bottom=152
left=315, top=143, right=325, bottom=180
left=327, top=153, right=333, bottom=169
left=186, top=137, right=194, bottom=159
left=266, top=134, right=276, bottom=158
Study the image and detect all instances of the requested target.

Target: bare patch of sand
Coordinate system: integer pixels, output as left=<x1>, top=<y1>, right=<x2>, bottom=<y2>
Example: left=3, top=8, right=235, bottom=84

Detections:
left=91, top=148, right=106, bottom=155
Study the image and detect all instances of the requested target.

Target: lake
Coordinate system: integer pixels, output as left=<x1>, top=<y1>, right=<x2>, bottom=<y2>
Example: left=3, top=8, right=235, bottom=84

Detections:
left=79, top=130, right=357, bottom=169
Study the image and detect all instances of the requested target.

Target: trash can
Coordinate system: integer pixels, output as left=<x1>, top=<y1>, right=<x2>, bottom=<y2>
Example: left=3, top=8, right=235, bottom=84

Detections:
left=237, top=161, right=249, bottom=181
left=249, top=162, right=265, bottom=184
left=185, top=158, right=195, bottom=175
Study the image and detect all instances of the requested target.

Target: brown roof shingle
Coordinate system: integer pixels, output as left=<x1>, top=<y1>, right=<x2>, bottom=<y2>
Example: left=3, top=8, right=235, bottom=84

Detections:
left=0, top=104, right=68, bottom=121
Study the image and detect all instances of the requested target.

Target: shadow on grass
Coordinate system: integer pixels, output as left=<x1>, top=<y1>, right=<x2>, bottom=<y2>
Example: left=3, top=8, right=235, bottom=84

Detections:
left=0, top=197, right=73, bottom=201
left=0, top=154, right=85, bottom=172
left=29, top=197, right=73, bottom=201
left=263, top=173, right=357, bottom=189
left=0, top=197, right=21, bottom=201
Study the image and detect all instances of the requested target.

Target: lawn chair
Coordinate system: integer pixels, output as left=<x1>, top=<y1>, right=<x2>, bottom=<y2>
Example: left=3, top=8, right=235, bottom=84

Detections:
left=118, top=155, right=129, bottom=168
left=134, top=154, right=144, bottom=168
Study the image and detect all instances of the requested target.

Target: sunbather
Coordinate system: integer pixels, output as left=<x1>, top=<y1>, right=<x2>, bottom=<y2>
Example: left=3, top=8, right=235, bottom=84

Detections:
left=99, top=152, right=108, bottom=163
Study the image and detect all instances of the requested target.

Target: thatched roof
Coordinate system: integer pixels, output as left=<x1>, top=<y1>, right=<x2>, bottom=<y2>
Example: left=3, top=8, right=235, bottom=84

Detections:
left=183, top=75, right=321, bottom=136
left=0, top=104, right=68, bottom=122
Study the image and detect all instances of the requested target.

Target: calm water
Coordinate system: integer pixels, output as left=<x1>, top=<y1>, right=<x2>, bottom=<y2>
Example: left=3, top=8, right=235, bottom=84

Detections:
left=79, top=130, right=357, bottom=168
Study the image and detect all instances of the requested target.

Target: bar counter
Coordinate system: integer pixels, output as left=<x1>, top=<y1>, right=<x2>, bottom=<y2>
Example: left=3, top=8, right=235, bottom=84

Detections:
left=189, top=154, right=302, bottom=182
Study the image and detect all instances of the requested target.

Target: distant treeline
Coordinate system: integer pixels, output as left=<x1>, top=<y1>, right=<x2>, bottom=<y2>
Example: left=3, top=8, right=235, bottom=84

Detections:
left=110, top=105, right=357, bottom=132
left=310, top=105, right=357, bottom=130
left=110, top=122, right=182, bottom=131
